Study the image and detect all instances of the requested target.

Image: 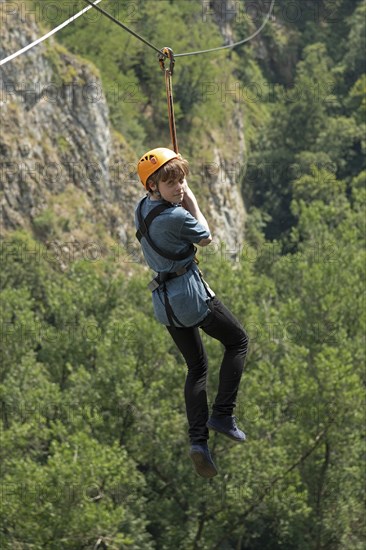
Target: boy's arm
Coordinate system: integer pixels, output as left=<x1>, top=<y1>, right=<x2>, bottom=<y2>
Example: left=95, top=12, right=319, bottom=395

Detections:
left=181, top=184, right=212, bottom=246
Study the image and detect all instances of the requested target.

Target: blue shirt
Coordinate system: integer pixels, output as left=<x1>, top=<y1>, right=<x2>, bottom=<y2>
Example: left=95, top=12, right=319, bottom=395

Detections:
left=134, top=195, right=215, bottom=327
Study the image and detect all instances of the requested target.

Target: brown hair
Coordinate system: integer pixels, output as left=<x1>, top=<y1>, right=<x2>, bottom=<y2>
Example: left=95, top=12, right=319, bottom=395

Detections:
left=146, top=156, right=189, bottom=192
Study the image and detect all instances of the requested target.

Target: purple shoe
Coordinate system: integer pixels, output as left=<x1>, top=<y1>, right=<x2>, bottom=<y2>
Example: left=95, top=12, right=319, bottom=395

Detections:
left=189, top=442, right=218, bottom=478
left=207, top=415, right=246, bottom=442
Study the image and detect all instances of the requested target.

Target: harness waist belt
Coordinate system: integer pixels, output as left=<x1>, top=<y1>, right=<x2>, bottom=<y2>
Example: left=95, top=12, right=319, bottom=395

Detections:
left=147, top=264, right=191, bottom=291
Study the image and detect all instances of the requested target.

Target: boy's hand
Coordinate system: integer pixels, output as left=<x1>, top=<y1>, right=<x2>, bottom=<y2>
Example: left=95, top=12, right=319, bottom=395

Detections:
left=181, top=181, right=195, bottom=208
left=181, top=179, right=189, bottom=196
left=180, top=181, right=211, bottom=236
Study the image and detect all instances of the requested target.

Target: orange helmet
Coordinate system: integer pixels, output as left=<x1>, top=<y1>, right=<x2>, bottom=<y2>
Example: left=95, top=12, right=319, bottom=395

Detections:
left=137, top=147, right=178, bottom=188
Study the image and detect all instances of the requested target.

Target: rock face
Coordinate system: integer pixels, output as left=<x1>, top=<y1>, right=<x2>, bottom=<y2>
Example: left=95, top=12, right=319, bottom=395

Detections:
left=196, top=104, right=247, bottom=251
left=202, top=0, right=237, bottom=45
left=204, top=145, right=246, bottom=252
left=0, top=7, right=246, bottom=250
left=0, top=8, right=141, bottom=242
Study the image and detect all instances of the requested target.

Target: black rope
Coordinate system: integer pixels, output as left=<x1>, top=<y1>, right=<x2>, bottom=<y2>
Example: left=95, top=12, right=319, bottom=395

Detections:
left=83, top=0, right=275, bottom=59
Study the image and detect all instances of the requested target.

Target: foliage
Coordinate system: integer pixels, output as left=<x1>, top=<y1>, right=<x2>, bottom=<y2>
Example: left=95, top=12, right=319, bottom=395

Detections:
left=1, top=160, right=364, bottom=547
left=2, top=1, right=365, bottom=548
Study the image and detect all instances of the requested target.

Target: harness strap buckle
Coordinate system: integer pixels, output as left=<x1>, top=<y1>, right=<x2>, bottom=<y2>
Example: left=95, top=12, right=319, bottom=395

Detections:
left=148, top=278, right=160, bottom=291
left=147, top=264, right=190, bottom=292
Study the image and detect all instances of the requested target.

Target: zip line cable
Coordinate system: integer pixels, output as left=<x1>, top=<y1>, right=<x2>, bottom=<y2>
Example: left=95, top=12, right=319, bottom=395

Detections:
left=82, top=0, right=275, bottom=58
left=175, top=0, right=276, bottom=57
left=1, top=0, right=275, bottom=66
left=82, top=0, right=162, bottom=55
left=0, top=0, right=103, bottom=66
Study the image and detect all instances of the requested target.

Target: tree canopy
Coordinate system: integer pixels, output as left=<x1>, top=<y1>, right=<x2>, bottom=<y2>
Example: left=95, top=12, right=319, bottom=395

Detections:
left=1, top=0, right=365, bottom=548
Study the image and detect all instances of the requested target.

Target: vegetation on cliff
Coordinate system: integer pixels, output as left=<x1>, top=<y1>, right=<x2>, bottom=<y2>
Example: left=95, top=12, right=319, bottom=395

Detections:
left=1, top=1, right=365, bottom=548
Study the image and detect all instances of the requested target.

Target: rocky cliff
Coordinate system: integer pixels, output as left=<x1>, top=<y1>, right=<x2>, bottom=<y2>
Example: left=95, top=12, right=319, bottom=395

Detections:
left=0, top=6, right=247, bottom=253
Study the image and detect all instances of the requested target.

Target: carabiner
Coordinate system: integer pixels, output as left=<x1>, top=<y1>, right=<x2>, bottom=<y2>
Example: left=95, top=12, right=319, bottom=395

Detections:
left=158, top=46, right=175, bottom=76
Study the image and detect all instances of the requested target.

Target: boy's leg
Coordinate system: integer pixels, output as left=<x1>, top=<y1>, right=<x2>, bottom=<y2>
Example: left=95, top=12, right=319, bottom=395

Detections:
left=166, top=325, right=209, bottom=443
left=200, top=297, right=249, bottom=418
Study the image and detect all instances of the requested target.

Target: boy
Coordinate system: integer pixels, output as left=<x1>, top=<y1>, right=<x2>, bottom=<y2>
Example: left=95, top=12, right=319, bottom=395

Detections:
left=135, top=148, right=249, bottom=478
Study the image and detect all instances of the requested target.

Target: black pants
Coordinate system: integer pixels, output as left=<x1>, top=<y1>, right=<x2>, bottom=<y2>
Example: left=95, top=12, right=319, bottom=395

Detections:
left=166, top=297, right=249, bottom=444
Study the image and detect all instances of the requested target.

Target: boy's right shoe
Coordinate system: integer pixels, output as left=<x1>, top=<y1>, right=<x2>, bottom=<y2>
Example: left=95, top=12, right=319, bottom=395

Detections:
left=189, top=442, right=218, bottom=478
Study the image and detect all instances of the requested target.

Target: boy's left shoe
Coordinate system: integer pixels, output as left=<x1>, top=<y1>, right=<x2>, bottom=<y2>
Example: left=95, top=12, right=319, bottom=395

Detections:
left=189, top=443, right=218, bottom=478
left=207, top=415, right=246, bottom=443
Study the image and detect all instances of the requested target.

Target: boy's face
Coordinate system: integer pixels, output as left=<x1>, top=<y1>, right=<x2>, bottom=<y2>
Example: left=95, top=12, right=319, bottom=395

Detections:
left=150, top=176, right=186, bottom=203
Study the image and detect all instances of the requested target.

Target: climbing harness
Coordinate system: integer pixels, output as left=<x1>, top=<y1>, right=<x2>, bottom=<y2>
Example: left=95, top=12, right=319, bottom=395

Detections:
left=135, top=196, right=212, bottom=327
left=136, top=196, right=194, bottom=327
left=136, top=197, right=195, bottom=261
